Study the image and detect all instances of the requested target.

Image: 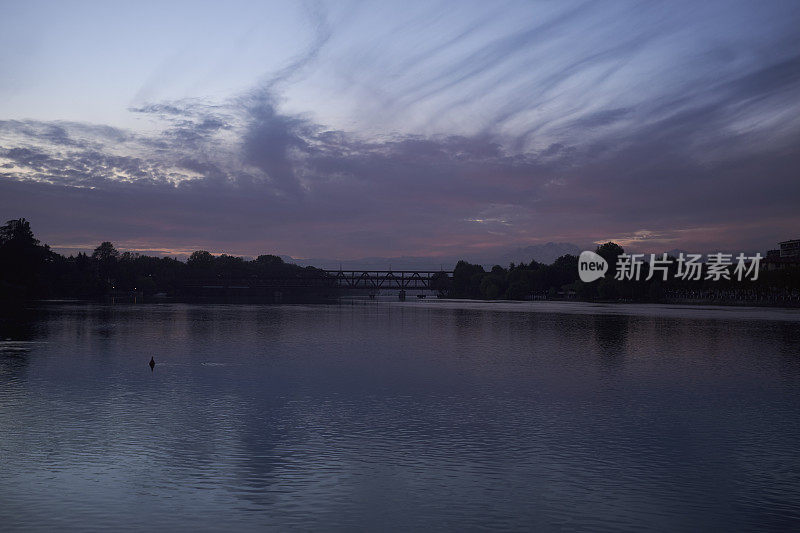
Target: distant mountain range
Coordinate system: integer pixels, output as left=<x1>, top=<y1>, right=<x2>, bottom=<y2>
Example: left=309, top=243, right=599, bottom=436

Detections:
left=496, top=242, right=583, bottom=266
left=286, top=242, right=585, bottom=270
left=283, top=243, right=764, bottom=270
left=284, top=255, right=452, bottom=271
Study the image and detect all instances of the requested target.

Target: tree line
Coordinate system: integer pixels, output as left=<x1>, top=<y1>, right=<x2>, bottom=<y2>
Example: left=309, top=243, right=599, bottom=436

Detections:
left=431, top=242, right=800, bottom=303
left=0, top=218, right=326, bottom=300
left=2, top=218, right=798, bottom=303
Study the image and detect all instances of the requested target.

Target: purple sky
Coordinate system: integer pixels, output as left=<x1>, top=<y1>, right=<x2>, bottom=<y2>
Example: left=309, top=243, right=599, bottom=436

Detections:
left=1, top=1, right=799, bottom=262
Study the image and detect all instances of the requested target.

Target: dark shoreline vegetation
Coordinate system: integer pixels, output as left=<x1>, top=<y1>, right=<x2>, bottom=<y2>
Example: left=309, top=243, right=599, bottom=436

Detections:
left=1, top=218, right=799, bottom=306
left=0, top=218, right=335, bottom=303
left=443, top=242, right=800, bottom=307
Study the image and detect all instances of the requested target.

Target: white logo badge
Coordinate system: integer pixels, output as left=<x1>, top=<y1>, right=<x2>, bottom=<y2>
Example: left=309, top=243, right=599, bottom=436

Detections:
left=578, top=251, right=608, bottom=282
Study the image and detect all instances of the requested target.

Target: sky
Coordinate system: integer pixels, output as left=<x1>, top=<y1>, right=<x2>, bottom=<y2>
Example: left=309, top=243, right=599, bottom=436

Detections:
left=1, top=0, right=799, bottom=262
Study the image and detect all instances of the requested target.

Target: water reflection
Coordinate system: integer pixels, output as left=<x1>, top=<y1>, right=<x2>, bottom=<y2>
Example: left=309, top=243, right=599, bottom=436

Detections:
left=592, top=314, right=629, bottom=368
left=1, top=301, right=799, bottom=531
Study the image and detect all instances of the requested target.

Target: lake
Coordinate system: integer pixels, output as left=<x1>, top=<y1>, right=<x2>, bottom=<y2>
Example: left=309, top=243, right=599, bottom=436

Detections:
left=1, top=300, right=799, bottom=531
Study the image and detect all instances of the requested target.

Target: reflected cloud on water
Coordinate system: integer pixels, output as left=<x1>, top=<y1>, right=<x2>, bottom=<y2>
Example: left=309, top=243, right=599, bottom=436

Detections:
left=1, top=301, right=799, bottom=530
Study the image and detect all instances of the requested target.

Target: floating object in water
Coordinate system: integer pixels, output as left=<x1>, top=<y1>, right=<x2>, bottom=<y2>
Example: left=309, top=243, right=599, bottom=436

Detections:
left=149, top=356, right=155, bottom=371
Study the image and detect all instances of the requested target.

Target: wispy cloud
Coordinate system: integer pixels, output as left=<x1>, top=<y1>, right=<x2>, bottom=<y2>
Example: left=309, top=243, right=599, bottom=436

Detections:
left=1, top=1, right=799, bottom=259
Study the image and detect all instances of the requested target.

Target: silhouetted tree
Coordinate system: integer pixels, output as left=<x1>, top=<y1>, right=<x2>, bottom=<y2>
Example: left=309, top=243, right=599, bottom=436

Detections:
left=430, top=271, right=452, bottom=296
left=480, top=265, right=508, bottom=299
left=0, top=218, right=39, bottom=248
left=0, top=219, right=49, bottom=297
left=255, top=254, right=284, bottom=266
left=548, top=254, right=579, bottom=288
left=452, top=260, right=486, bottom=298
left=187, top=250, right=214, bottom=269
left=595, top=242, right=624, bottom=278
left=92, top=241, right=119, bottom=262
left=91, top=241, right=119, bottom=286
left=215, top=254, right=247, bottom=279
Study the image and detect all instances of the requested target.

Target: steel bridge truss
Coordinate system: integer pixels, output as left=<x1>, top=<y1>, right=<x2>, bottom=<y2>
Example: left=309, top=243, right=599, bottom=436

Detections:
left=325, top=270, right=452, bottom=291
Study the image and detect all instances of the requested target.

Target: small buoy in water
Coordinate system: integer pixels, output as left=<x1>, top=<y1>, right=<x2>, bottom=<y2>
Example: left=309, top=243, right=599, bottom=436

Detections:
left=149, top=357, right=155, bottom=371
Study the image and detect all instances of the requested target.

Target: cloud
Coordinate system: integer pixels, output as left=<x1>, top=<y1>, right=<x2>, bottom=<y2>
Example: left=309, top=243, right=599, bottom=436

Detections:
left=1, top=1, right=800, bottom=260
left=2, top=79, right=799, bottom=260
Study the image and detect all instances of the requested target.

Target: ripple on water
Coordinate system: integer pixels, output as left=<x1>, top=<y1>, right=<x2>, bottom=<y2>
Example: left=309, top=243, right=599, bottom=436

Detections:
left=1, top=302, right=799, bottom=531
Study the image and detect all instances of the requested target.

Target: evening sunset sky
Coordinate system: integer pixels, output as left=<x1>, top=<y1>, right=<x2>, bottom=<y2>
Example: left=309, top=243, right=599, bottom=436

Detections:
left=1, top=0, right=799, bottom=260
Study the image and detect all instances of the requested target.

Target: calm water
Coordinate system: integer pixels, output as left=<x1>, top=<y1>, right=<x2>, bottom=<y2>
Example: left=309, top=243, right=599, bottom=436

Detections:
left=1, top=300, right=799, bottom=531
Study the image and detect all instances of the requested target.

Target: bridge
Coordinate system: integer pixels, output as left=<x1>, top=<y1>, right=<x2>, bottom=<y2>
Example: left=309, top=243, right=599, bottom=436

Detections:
left=324, top=270, right=453, bottom=291
left=177, top=270, right=453, bottom=301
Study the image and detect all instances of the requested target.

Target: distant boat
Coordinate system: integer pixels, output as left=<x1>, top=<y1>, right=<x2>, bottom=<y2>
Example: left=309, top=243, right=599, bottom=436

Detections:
left=149, top=357, right=155, bottom=371
left=417, top=294, right=426, bottom=299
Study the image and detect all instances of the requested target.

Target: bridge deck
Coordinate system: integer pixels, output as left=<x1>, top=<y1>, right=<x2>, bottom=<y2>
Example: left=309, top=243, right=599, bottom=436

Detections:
left=325, top=270, right=452, bottom=290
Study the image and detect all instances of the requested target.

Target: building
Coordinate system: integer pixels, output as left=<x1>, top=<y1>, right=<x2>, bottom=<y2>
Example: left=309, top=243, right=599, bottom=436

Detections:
left=779, top=239, right=800, bottom=258
left=764, top=239, right=800, bottom=271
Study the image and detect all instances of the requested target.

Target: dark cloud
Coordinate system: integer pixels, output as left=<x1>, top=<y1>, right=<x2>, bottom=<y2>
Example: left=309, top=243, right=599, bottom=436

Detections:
left=2, top=80, right=799, bottom=260
left=1, top=2, right=800, bottom=260
left=129, top=103, right=187, bottom=116
left=240, top=93, right=310, bottom=197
